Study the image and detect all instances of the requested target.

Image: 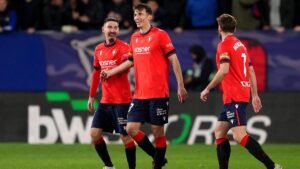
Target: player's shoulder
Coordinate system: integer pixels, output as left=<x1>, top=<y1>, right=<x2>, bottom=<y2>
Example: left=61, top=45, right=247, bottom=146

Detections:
left=116, top=39, right=130, bottom=47
left=95, top=42, right=105, bottom=51
left=152, top=26, right=168, bottom=36
left=131, top=31, right=140, bottom=38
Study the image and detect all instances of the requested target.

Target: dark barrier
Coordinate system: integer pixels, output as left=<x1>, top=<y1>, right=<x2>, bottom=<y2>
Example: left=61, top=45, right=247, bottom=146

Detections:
left=0, top=92, right=299, bottom=144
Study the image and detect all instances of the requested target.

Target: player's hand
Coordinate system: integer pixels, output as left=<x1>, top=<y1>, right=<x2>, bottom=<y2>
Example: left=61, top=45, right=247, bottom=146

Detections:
left=87, top=97, right=95, bottom=113
left=101, top=70, right=110, bottom=80
left=178, top=87, right=188, bottom=103
left=252, top=95, right=262, bottom=113
left=200, top=88, right=210, bottom=102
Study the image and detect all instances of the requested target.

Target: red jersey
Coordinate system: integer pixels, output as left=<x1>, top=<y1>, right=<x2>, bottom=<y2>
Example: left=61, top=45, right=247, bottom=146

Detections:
left=216, top=35, right=251, bottom=104
left=90, top=39, right=131, bottom=104
left=129, top=26, right=176, bottom=99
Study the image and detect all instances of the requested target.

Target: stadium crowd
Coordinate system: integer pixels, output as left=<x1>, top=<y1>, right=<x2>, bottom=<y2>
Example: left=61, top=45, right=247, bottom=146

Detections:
left=1, top=0, right=300, bottom=34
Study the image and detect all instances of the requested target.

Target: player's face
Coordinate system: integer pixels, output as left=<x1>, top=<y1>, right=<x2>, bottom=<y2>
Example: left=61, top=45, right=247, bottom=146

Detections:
left=218, top=25, right=222, bottom=40
left=102, top=21, right=119, bottom=43
left=134, top=9, right=152, bottom=28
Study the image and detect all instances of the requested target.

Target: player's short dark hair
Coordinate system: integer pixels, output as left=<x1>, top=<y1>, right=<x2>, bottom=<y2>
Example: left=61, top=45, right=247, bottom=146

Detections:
left=133, top=3, right=152, bottom=15
left=190, top=44, right=206, bottom=58
left=217, top=14, right=237, bottom=33
left=103, top=17, right=120, bottom=25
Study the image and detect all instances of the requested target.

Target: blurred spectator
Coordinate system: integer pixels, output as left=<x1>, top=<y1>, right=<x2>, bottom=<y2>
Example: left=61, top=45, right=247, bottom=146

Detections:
left=183, top=44, right=214, bottom=91
left=77, top=0, right=105, bottom=30
left=162, top=0, right=186, bottom=33
left=0, top=0, right=17, bottom=33
left=232, top=0, right=262, bottom=30
left=261, top=0, right=295, bottom=33
left=63, top=0, right=80, bottom=32
left=293, top=0, right=300, bottom=32
left=43, top=0, right=65, bottom=31
left=106, top=0, right=133, bottom=29
left=147, top=0, right=168, bottom=29
left=16, top=0, right=43, bottom=33
left=218, top=0, right=232, bottom=15
left=186, top=0, right=218, bottom=28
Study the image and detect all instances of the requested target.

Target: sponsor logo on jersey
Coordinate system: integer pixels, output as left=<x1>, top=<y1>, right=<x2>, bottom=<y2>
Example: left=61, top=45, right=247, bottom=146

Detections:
left=99, top=60, right=117, bottom=68
left=134, top=46, right=151, bottom=54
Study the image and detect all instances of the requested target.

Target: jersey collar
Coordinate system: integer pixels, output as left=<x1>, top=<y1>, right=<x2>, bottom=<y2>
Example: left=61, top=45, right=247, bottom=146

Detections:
left=104, top=39, right=117, bottom=47
left=140, top=26, right=152, bottom=36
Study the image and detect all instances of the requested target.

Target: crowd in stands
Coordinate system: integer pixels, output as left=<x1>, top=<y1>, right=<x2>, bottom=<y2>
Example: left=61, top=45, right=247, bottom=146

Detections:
left=1, top=0, right=300, bottom=33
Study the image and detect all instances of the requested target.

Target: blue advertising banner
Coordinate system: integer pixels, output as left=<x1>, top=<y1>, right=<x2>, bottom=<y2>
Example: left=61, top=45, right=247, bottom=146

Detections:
left=0, top=30, right=300, bottom=91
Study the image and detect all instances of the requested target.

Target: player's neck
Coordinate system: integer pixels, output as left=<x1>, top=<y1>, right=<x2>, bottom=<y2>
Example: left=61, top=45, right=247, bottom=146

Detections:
left=221, top=33, right=233, bottom=41
left=139, top=23, right=151, bottom=34
left=105, top=39, right=117, bottom=46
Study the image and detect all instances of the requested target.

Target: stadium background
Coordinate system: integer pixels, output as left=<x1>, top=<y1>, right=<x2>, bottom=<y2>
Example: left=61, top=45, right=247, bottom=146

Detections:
left=1, top=0, right=300, bottom=168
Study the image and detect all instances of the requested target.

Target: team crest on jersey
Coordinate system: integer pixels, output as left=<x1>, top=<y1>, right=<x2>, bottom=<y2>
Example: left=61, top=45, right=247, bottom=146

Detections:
left=100, top=50, right=103, bottom=56
left=112, top=49, right=117, bottom=56
left=135, top=38, right=139, bottom=43
left=148, top=36, right=152, bottom=42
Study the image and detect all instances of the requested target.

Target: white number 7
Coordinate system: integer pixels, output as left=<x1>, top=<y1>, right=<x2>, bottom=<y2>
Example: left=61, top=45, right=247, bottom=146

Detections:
left=241, top=53, right=247, bottom=77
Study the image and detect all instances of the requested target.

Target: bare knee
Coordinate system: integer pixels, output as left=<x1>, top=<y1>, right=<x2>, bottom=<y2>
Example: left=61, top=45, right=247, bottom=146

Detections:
left=90, top=128, right=102, bottom=142
left=120, top=134, right=133, bottom=145
left=231, top=127, right=248, bottom=143
left=126, top=123, right=140, bottom=136
left=151, top=125, right=164, bottom=138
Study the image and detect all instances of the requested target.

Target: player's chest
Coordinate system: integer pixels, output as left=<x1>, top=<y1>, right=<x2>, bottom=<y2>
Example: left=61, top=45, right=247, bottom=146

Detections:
left=96, top=48, right=121, bottom=69
left=131, top=35, right=159, bottom=55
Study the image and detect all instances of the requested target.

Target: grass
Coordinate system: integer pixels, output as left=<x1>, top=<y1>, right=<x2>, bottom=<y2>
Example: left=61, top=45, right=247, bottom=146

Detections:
left=0, top=144, right=299, bottom=169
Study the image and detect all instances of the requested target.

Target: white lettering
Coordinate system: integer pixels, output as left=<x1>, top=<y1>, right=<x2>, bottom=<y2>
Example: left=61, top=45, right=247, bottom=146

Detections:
left=247, top=115, right=271, bottom=144
left=28, top=106, right=58, bottom=144
left=187, top=116, right=218, bottom=145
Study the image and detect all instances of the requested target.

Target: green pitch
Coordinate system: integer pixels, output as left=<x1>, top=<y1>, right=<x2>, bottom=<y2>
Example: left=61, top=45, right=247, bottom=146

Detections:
left=0, top=144, right=299, bottom=169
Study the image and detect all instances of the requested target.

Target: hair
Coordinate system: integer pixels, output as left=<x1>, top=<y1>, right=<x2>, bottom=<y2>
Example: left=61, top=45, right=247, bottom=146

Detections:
left=103, top=17, right=120, bottom=25
left=133, top=3, right=152, bottom=15
left=216, top=14, right=237, bottom=33
left=189, top=45, right=206, bottom=58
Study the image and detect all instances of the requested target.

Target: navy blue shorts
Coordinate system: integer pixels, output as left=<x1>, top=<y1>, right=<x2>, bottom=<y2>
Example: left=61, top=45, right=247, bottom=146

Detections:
left=91, top=103, right=130, bottom=135
left=127, top=98, right=169, bottom=125
left=218, top=102, right=248, bottom=128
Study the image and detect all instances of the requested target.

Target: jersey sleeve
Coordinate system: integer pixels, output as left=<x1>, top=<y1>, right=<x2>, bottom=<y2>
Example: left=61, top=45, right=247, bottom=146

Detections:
left=128, top=38, right=134, bottom=62
left=120, top=43, right=132, bottom=62
left=218, top=44, right=231, bottom=64
left=93, top=49, right=101, bottom=70
left=89, top=49, right=101, bottom=97
left=159, top=31, right=176, bottom=57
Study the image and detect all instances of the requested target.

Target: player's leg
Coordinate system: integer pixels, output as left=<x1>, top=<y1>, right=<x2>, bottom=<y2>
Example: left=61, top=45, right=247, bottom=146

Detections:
left=149, top=98, right=169, bottom=169
left=127, top=122, right=156, bottom=158
left=126, top=99, right=156, bottom=158
left=230, top=102, right=275, bottom=169
left=90, top=128, right=114, bottom=168
left=120, top=134, right=136, bottom=169
left=114, top=104, right=136, bottom=169
left=151, top=125, right=166, bottom=169
left=91, top=104, right=114, bottom=168
left=215, top=121, right=231, bottom=169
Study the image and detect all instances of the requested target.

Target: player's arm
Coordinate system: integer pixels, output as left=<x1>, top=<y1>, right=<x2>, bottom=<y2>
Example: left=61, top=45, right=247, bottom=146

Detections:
left=169, top=54, right=188, bottom=103
left=88, top=66, right=101, bottom=113
left=200, top=62, right=229, bottom=102
left=249, top=65, right=262, bottom=113
left=101, top=60, right=133, bottom=79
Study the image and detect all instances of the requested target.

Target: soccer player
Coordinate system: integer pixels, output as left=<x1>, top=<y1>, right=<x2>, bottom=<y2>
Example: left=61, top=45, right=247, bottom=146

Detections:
left=200, top=14, right=282, bottom=169
left=101, top=3, right=188, bottom=169
left=87, top=17, right=136, bottom=169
